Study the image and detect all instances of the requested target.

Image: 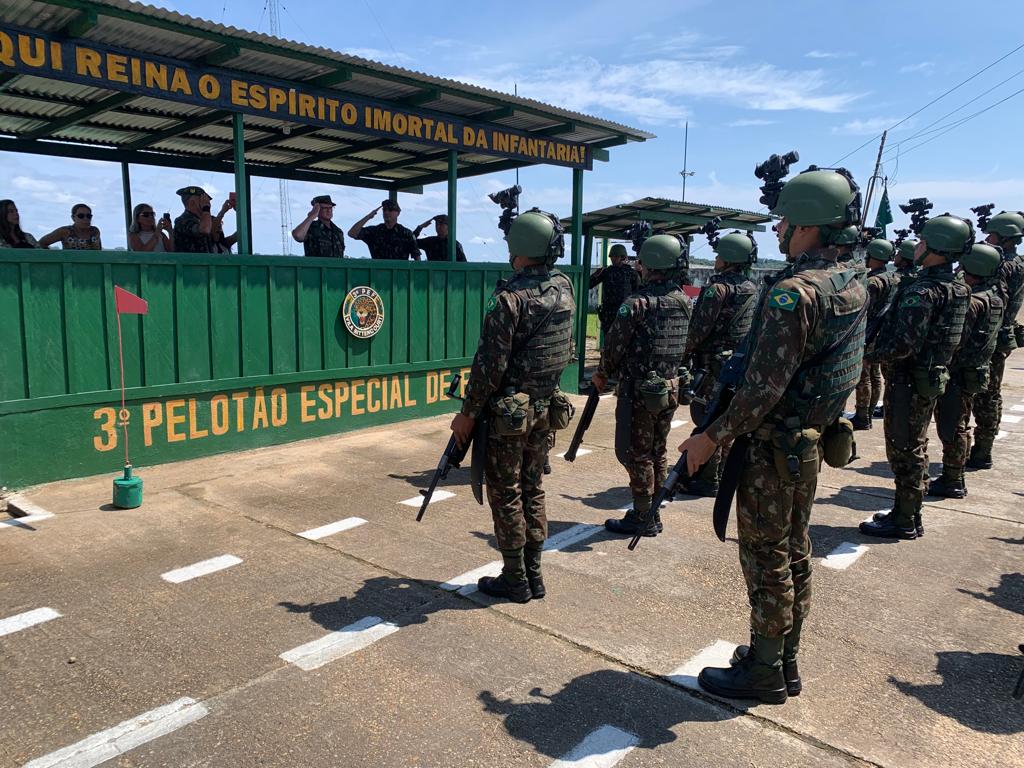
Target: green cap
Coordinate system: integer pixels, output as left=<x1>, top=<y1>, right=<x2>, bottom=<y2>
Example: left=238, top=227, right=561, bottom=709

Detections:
left=983, top=211, right=1024, bottom=240
left=176, top=186, right=208, bottom=201
left=897, top=238, right=918, bottom=262
left=639, top=234, right=685, bottom=270
left=772, top=169, right=860, bottom=226
left=960, top=242, right=1002, bottom=278
left=866, top=238, right=895, bottom=263
left=311, top=195, right=335, bottom=206
left=714, top=232, right=756, bottom=264
left=919, top=214, right=974, bottom=262
left=507, top=209, right=560, bottom=262
left=609, top=243, right=628, bottom=258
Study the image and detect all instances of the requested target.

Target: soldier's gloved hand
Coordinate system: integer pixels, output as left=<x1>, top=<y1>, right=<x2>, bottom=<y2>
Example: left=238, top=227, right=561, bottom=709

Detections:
left=678, top=432, right=715, bottom=476
left=591, top=372, right=608, bottom=394
left=450, top=412, right=475, bottom=447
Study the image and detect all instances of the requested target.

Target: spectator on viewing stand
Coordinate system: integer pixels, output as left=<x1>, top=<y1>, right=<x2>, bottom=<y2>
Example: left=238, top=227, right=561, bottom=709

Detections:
left=38, top=203, right=102, bottom=250
left=0, top=199, right=40, bottom=248
left=414, top=214, right=466, bottom=262
left=128, top=203, right=174, bottom=252
left=349, top=199, right=420, bottom=260
left=292, top=195, right=345, bottom=258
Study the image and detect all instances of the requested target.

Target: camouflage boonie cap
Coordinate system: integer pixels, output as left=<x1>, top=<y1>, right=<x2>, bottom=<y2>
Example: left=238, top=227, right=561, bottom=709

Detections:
left=176, top=186, right=208, bottom=201
left=381, top=199, right=401, bottom=212
left=311, top=195, right=335, bottom=206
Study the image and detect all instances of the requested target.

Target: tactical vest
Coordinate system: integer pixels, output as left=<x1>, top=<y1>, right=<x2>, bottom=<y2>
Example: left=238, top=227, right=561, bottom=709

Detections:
left=778, top=260, right=867, bottom=428
left=502, top=269, right=576, bottom=399
left=627, top=281, right=690, bottom=380
left=700, top=271, right=758, bottom=353
left=866, top=268, right=898, bottom=323
left=954, top=287, right=1005, bottom=370
left=916, top=269, right=971, bottom=368
left=998, top=250, right=1024, bottom=328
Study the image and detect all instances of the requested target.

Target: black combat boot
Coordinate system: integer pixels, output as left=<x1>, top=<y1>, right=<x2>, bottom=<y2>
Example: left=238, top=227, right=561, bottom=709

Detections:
left=730, top=619, right=803, bottom=696
left=860, top=505, right=917, bottom=540
left=605, top=496, right=659, bottom=536
left=478, top=549, right=531, bottom=603
left=524, top=546, right=545, bottom=599
left=966, top=444, right=993, bottom=470
left=699, top=634, right=787, bottom=704
left=872, top=508, right=924, bottom=537
left=850, top=408, right=872, bottom=431
left=873, top=404, right=884, bottom=418
left=927, top=469, right=967, bottom=499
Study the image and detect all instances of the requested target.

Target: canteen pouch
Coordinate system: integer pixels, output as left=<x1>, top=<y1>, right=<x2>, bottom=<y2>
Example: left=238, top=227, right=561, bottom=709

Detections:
left=959, top=365, right=990, bottom=395
left=996, top=325, right=1018, bottom=355
left=490, top=392, right=531, bottom=436
left=548, top=390, right=575, bottom=432
left=770, top=423, right=822, bottom=482
left=911, top=365, right=950, bottom=398
left=821, top=417, right=855, bottom=468
left=638, top=371, right=673, bottom=414
left=1014, top=322, right=1024, bottom=349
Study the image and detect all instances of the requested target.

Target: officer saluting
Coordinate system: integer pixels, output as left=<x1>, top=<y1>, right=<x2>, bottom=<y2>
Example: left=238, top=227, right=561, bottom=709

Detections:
left=592, top=234, right=691, bottom=537
left=679, top=163, right=868, bottom=704
left=450, top=210, right=576, bottom=603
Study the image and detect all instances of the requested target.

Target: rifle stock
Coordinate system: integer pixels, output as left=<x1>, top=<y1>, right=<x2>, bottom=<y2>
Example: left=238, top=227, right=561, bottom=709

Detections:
left=564, top=385, right=599, bottom=462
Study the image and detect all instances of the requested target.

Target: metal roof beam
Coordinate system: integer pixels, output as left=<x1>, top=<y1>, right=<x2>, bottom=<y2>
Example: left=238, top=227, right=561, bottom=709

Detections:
left=402, top=88, right=441, bottom=106
left=123, top=109, right=232, bottom=150
left=213, top=124, right=321, bottom=158
left=396, top=158, right=533, bottom=189
left=23, top=91, right=137, bottom=139
left=311, top=68, right=352, bottom=86
left=203, top=44, right=240, bottom=67
left=280, top=137, right=393, bottom=170
left=472, top=107, right=514, bottom=122
left=63, top=8, right=98, bottom=38
left=614, top=208, right=766, bottom=232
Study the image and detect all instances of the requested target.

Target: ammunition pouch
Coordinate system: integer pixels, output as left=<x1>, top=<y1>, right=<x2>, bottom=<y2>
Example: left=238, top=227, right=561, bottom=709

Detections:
left=766, top=422, right=821, bottom=482
left=959, top=365, right=990, bottom=395
left=548, top=389, right=575, bottom=432
left=821, top=417, right=855, bottom=468
left=638, top=372, right=674, bottom=414
left=676, top=367, right=694, bottom=404
left=490, top=392, right=531, bottom=436
left=911, top=365, right=950, bottom=399
left=996, top=325, right=1018, bottom=355
left=1014, top=322, right=1024, bottom=349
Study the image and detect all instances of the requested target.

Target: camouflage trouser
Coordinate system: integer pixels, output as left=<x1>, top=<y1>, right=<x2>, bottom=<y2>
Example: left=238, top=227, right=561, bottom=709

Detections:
left=972, top=352, right=1006, bottom=452
left=624, top=396, right=678, bottom=498
left=736, top=436, right=819, bottom=637
left=598, top=308, right=616, bottom=338
left=935, top=378, right=973, bottom=472
left=883, top=372, right=938, bottom=519
left=485, top=409, right=551, bottom=550
left=854, top=362, right=883, bottom=411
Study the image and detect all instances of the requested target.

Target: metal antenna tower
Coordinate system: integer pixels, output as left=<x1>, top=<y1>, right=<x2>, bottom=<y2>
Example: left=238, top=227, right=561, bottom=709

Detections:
left=679, top=121, right=695, bottom=202
left=268, top=0, right=292, bottom=254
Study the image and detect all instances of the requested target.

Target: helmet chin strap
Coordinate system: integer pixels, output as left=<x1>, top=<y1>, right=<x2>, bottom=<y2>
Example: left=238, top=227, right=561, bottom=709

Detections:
left=777, top=222, right=795, bottom=255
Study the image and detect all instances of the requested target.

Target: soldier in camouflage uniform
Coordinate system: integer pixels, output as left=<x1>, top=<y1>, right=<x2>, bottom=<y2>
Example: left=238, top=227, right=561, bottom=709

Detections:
left=851, top=239, right=899, bottom=430
left=875, top=239, right=919, bottom=419
left=929, top=243, right=1005, bottom=499
left=589, top=243, right=641, bottom=337
left=173, top=186, right=215, bottom=253
left=450, top=209, right=576, bottom=603
left=292, top=195, right=345, bottom=258
left=861, top=214, right=973, bottom=539
left=968, top=210, right=1024, bottom=469
left=679, top=166, right=867, bottom=704
left=592, top=234, right=691, bottom=537
left=679, top=231, right=758, bottom=496
left=349, top=199, right=420, bottom=260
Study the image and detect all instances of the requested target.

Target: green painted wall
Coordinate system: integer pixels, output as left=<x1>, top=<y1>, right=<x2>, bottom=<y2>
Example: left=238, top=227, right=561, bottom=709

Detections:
left=0, top=249, right=584, bottom=488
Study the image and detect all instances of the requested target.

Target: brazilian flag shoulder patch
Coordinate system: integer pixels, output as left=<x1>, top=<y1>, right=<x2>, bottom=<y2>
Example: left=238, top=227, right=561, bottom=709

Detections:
left=768, top=288, right=800, bottom=311
left=901, top=293, right=923, bottom=308
left=703, top=286, right=717, bottom=299
left=485, top=295, right=498, bottom=313
left=618, top=302, right=631, bottom=317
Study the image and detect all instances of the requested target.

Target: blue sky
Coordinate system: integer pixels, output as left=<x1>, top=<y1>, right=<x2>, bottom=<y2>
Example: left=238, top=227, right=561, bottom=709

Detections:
left=3, top=0, right=1023, bottom=260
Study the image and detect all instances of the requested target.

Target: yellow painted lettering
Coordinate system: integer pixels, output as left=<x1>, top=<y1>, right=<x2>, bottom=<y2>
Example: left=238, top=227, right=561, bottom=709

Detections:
left=232, top=391, right=249, bottom=431
left=211, top=394, right=229, bottom=435
left=439, top=369, right=452, bottom=401
left=51, top=41, right=63, bottom=71
left=351, top=379, right=366, bottom=415
left=288, top=88, right=297, bottom=115
left=298, top=92, right=315, bottom=118
left=169, top=67, right=192, bottom=95
left=433, top=120, right=448, bottom=143
left=268, top=86, right=287, bottom=113
left=475, top=130, right=488, bottom=149
left=130, top=56, right=141, bottom=85
left=198, top=73, right=220, bottom=100
left=367, top=378, right=381, bottom=413
left=407, top=114, right=423, bottom=138
left=188, top=398, right=209, bottom=439
left=252, top=387, right=269, bottom=429
left=271, top=387, right=287, bottom=426
left=546, top=141, right=557, bottom=160
left=340, top=102, right=357, bottom=125
left=393, top=112, right=407, bottom=135
left=403, top=374, right=416, bottom=407
left=106, top=52, right=128, bottom=83
left=145, top=61, right=168, bottom=90
left=75, top=46, right=101, bottom=78
left=230, top=79, right=248, bottom=106
left=390, top=377, right=403, bottom=409
left=0, top=32, right=14, bottom=67
left=18, top=34, right=46, bottom=68
left=372, top=108, right=391, bottom=132
left=300, top=385, right=316, bottom=423
left=325, top=98, right=339, bottom=121
left=317, top=383, right=333, bottom=419
left=425, top=371, right=438, bottom=404
left=334, top=381, right=349, bottom=415
left=462, top=126, right=475, bottom=146
left=459, top=367, right=471, bottom=398
left=142, top=402, right=163, bottom=447
left=93, top=407, right=117, bottom=452
left=166, top=399, right=186, bottom=443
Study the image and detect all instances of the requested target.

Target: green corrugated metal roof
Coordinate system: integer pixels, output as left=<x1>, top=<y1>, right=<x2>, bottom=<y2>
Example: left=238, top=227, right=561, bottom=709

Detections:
left=562, top=197, right=775, bottom=236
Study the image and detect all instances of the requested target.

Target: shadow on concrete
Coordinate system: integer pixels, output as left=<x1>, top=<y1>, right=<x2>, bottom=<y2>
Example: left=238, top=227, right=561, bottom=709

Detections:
left=815, top=487, right=893, bottom=511
left=891, top=651, right=1024, bottom=734
left=957, top=573, right=1024, bottom=616
left=846, top=459, right=895, bottom=478
left=479, top=669, right=733, bottom=759
left=559, top=487, right=632, bottom=512
left=990, top=536, right=1024, bottom=546
left=469, top=520, right=624, bottom=554
left=387, top=466, right=474, bottom=492
left=278, top=575, right=481, bottom=630
left=809, top=522, right=905, bottom=551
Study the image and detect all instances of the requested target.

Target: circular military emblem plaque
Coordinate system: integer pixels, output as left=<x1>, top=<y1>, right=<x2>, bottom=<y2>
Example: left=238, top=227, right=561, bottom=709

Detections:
left=342, top=286, right=385, bottom=339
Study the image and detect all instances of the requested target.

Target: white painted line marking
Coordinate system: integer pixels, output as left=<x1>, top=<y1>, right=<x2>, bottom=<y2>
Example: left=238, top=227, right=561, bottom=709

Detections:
left=298, top=517, right=367, bottom=540
left=1011, top=404, right=1024, bottom=412
left=398, top=489, right=455, bottom=507
left=0, top=607, right=61, bottom=638
left=545, top=524, right=603, bottom=553
left=599, top=393, right=614, bottom=400
left=556, top=448, right=592, bottom=459
left=821, top=541, right=869, bottom=570
left=1001, top=414, right=1022, bottom=424
left=22, top=697, right=208, bottom=768
left=548, top=724, right=639, bottom=768
left=161, top=555, right=242, bottom=584
left=440, top=561, right=501, bottom=596
left=5, top=495, right=53, bottom=519
left=280, top=616, right=399, bottom=671
left=667, top=639, right=738, bottom=690
left=671, top=419, right=687, bottom=429
left=996, top=430, right=1008, bottom=441
left=1, top=512, right=54, bottom=530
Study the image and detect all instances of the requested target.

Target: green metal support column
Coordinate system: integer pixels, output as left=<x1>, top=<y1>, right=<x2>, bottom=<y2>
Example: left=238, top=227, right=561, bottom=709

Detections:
left=579, top=228, right=595, bottom=387
left=232, top=113, right=251, bottom=256
left=244, top=172, right=254, bottom=253
left=447, top=150, right=458, bottom=262
left=598, top=237, right=609, bottom=351
left=388, top=189, right=398, bottom=205
left=120, top=162, right=132, bottom=235
left=570, top=168, right=585, bottom=389
left=570, top=168, right=584, bottom=266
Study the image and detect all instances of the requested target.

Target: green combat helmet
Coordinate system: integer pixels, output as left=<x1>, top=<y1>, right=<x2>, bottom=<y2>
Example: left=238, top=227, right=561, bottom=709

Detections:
left=506, top=208, right=564, bottom=266
left=866, top=238, right=895, bottom=263
left=918, top=214, right=975, bottom=264
left=960, top=242, right=1002, bottom=278
left=609, top=243, right=629, bottom=259
left=982, top=211, right=1024, bottom=244
left=771, top=168, right=861, bottom=253
left=639, top=233, right=688, bottom=271
left=714, top=232, right=758, bottom=264
left=897, top=238, right=918, bottom=263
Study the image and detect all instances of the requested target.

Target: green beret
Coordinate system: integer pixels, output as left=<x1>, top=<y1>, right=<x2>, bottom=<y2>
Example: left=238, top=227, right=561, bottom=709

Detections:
left=176, top=186, right=208, bottom=201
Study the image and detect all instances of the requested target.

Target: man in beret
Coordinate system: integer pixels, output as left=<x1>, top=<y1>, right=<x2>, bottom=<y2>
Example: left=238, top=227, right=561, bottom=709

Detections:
left=173, top=186, right=215, bottom=253
left=349, top=199, right=420, bottom=260
left=414, top=214, right=466, bottom=262
left=292, top=194, right=345, bottom=258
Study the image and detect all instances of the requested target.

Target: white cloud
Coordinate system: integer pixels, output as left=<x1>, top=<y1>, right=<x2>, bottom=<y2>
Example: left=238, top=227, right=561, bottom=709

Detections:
left=806, top=51, right=853, bottom=60
left=832, top=117, right=914, bottom=136
left=900, top=62, right=935, bottom=74
left=728, top=118, right=777, bottom=128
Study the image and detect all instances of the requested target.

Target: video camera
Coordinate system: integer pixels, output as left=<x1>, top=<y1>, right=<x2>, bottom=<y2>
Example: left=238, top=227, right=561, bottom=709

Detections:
left=624, top=220, right=652, bottom=254
left=970, top=203, right=995, bottom=233
left=893, top=228, right=911, bottom=247
left=754, top=150, right=799, bottom=210
left=488, top=184, right=522, bottom=236
left=858, top=226, right=881, bottom=248
left=699, top=215, right=723, bottom=248
left=898, top=197, right=933, bottom=235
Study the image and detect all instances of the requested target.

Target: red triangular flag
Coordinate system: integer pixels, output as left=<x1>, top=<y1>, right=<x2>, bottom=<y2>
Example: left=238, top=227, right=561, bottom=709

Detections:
left=114, top=285, right=148, bottom=315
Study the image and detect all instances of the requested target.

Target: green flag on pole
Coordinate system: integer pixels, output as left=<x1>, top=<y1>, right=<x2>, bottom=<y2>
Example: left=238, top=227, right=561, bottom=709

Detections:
left=874, top=185, right=893, bottom=237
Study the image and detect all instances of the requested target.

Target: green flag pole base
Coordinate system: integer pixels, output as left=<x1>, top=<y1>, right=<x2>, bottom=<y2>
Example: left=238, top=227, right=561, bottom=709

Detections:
left=112, top=464, right=143, bottom=509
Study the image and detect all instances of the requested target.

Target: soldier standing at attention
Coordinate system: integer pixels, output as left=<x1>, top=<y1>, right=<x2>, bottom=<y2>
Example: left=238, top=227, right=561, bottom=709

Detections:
left=449, top=210, right=576, bottom=603
left=349, top=199, right=420, bottom=260
left=678, top=166, right=868, bottom=704
left=292, top=195, right=345, bottom=258
left=173, top=186, right=215, bottom=254
left=678, top=231, right=758, bottom=497
left=968, top=210, right=1024, bottom=470
left=594, top=235, right=691, bottom=537
left=589, top=243, right=640, bottom=338
left=929, top=243, right=1005, bottom=499
left=860, top=214, right=973, bottom=539
left=414, top=214, right=467, bottom=262
left=851, top=239, right=899, bottom=430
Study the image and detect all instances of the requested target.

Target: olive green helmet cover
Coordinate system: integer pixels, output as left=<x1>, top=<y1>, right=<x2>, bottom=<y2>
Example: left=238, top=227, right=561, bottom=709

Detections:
left=866, top=238, right=895, bottom=263
left=960, top=242, right=1002, bottom=278
left=772, top=169, right=859, bottom=226
left=919, top=214, right=974, bottom=263
left=639, top=233, right=686, bottom=270
left=983, top=211, right=1024, bottom=241
left=897, top=238, right=918, bottom=262
left=506, top=209, right=562, bottom=264
left=715, top=232, right=756, bottom=264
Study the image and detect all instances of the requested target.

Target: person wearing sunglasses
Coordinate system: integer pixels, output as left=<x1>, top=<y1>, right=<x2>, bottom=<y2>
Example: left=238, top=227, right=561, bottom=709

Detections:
left=0, top=199, right=41, bottom=249
left=128, top=204, right=174, bottom=252
left=38, top=203, right=103, bottom=250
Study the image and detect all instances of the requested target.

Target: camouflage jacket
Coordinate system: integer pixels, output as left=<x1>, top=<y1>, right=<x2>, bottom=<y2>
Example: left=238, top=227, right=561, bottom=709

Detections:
left=996, top=248, right=1024, bottom=327
left=356, top=223, right=419, bottom=260
left=705, top=247, right=867, bottom=443
left=952, top=284, right=1004, bottom=371
left=684, top=268, right=758, bottom=358
left=461, top=265, right=576, bottom=419
left=417, top=235, right=467, bottom=262
left=866, top=266, right=900, bottom=325
left=302, top=220, right=345, bottom=258
left=589, top=263, right=640, bottom=315
left=173, top=211, right=213, bottom=254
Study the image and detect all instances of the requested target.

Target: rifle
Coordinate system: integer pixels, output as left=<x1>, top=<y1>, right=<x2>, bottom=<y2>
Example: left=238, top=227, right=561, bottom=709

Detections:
left=564, top=385, right=599, bottom=462
left=417, top=374, right=478, bottom=522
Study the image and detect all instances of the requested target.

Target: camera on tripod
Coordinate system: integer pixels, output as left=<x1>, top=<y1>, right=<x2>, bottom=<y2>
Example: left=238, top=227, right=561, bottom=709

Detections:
left=624, top=220, right=652, bottom=254
left=970, top=202, right=995, bottom=233
left=699, top=215, right=723, bottom=248
left=898, top=197, right=933, bottom=235
left=488, top=184, right=522, bottom=235
left=754, top=150, right=800, bottom=210
left=893, top=227, right=911, bottom=247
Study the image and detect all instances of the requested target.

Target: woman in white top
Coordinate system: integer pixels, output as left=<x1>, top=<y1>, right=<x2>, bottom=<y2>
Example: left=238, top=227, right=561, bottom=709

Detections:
left=127, top=203, right=174, bottom=252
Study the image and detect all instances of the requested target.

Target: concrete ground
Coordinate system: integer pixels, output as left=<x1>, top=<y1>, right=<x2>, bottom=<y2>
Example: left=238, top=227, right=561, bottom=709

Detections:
left=2, top=366, right=1023, bottom=768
